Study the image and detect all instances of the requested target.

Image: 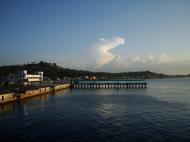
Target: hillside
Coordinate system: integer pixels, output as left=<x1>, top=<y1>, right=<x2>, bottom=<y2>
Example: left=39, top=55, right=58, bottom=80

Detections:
left=0, top=61, right=187, bottom=80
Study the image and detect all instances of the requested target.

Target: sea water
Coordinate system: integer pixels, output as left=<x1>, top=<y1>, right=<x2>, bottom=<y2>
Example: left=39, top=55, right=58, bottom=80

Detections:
left=0, top=78, right=190, bottom=142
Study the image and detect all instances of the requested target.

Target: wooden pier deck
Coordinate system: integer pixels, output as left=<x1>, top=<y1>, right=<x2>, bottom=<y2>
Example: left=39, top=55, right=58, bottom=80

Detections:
left=71, top=80, right=147, bottom=89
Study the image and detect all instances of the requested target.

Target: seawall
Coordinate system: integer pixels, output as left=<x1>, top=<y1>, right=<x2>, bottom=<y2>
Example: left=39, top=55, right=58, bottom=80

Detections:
left=0, top=84, right=70, bottom=105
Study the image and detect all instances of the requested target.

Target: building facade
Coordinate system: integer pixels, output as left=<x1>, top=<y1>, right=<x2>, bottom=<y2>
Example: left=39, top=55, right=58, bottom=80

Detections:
left=21, top=70, right=43, bottom=85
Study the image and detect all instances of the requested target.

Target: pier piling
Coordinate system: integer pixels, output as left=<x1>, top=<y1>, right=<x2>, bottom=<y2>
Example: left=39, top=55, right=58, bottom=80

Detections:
left=72, top=80, right=147, bottom=89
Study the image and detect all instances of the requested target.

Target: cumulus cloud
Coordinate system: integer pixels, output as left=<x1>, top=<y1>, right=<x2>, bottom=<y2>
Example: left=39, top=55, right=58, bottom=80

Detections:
left=129, top=53, right=173, bottom=65
left=90, top=37, right=125, bottom=68
left=125, top=53, right=190, bottom=74
left=87, top=37, right=190, bottom=74
left=97, top=55, right=127, bottom=72
left=157, top=53, right=173, bottom=64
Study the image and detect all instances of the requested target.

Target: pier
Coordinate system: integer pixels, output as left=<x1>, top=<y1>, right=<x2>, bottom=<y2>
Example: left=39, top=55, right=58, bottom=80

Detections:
left=0, top=80, right=147, bottom=105
left=0, top=84, right=70, bottom=105
left=71, top=80, right=147, bottom=89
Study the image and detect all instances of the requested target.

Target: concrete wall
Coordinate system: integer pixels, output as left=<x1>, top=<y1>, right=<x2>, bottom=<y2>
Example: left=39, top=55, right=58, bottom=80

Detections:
left=20, top=87, right=53, bottom=99
left=0, top=84, right=71, bottom=105
left=54, top=84, right=70, bottom=91
left=0, top=93, right=17, bottom=104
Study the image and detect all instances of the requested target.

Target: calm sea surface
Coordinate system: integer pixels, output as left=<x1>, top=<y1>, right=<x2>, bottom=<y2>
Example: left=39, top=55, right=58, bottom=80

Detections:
left=0, top=78, right=190, bottom=142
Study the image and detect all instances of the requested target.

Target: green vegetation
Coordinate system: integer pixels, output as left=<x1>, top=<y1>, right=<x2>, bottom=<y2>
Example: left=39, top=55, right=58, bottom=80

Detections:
left=0, top=61, right=188, bottom=80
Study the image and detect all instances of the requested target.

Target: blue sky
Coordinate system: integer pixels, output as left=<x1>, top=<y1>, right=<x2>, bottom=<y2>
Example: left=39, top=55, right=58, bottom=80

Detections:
left=0, top=0, right=190, bottom=74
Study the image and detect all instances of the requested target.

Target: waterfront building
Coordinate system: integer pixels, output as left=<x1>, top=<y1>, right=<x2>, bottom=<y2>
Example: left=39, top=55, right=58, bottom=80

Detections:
left=90, top=76, right=96, bottom=80
left=20, top=70, right=43, bottom=85
left=85, top=76, right=89, bottom=79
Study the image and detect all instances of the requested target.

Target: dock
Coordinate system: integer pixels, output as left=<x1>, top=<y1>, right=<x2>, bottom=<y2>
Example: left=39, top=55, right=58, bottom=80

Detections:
left=71, top=80, right=147, bottom=89
left=0, top=84, right=70, bottom=105
left=1, top=80, right=147, bottom=105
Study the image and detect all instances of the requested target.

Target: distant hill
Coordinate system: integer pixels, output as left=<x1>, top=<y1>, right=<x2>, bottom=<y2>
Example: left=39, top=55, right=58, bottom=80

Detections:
left=0, top=61, right=188, bottom=80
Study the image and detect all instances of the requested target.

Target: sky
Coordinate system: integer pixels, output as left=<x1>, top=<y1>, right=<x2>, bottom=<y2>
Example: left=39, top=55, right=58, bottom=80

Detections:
left=0, top=0, right=190, bottom=75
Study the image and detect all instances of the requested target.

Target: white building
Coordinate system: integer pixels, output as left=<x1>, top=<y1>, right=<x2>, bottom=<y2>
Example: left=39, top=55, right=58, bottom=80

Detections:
left=21, top=70, right=43, bottom=85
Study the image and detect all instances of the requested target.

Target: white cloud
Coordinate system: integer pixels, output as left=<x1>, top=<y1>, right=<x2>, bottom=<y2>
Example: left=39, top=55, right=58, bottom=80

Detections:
left=90, top=37, right=125, bottom=68
left=129, top=53, right=173, bottom=65
left=126, top=54, right=190, bottom=74
left=157, top=53, right=173, bottom=64
left=97, top=55, right=127, bottom=72
left=86, top=37, right=190, bottom=74
left=133, top=56, right=141, bottom=62
left=148, top=54, right=154, bottom=60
